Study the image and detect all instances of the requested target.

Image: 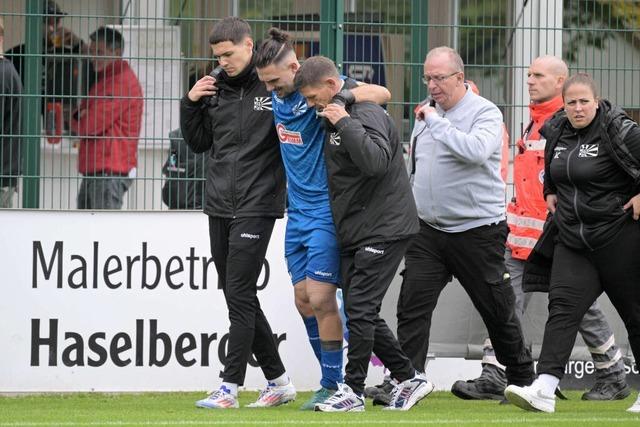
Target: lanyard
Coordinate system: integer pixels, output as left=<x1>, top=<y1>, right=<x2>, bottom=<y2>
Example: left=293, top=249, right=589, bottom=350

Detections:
left=521, top=120, right=534, bottom=143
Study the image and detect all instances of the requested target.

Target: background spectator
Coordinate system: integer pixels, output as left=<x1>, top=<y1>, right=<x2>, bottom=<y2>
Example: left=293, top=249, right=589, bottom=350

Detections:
left=70, top=26, right=142, bottom=210
left=0, top=15, right=23, bottom=208
left=5, top=1, right=90, bottom=133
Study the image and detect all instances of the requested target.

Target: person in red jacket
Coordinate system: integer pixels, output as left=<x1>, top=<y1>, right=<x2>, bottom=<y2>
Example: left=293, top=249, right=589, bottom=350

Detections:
left=451, top=56, right=629, bottom=402
left=70, top=26, right=143, bottom=209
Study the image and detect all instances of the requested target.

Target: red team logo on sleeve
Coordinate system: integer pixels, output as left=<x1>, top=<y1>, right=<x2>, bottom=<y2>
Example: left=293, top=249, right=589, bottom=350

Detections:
left=276, top=123, right=303, bottom=145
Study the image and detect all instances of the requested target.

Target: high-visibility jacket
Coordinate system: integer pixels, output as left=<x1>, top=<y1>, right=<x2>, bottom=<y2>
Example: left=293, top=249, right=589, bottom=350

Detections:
left=506, top=96, right=564, bottom=260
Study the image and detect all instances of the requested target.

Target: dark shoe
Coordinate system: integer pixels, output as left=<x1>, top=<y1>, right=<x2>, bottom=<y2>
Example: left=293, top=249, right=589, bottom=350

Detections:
left=581, top=381, right=632, bottom=401
left=299, top=387, right=335, bottom=411
left=451, top=364, right=507, bottom=401
left=555, top=387, right=568, bottom=400
left=372, top=391, right=392, bottom=406
left=364, top=377, right=394, bottom=399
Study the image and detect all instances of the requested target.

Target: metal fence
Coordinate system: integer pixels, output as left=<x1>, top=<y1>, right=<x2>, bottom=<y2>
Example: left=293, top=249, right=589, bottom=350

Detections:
left=0, top=0, right=638, bottom=210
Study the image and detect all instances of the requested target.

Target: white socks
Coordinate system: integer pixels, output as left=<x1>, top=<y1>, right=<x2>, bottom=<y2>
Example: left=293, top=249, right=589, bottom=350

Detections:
left=220, top=382, right=238, bottom=396
left=535, top=374, right=560, bottom=397
left=268, top=373, right=290, bottom=386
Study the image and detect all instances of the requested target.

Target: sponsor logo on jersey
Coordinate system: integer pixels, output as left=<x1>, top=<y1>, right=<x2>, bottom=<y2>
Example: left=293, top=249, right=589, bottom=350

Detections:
left=539, top=169, right=545, bottom=184
left=364, top=246, right=384, bottom=255
left=276, top=123, right=303, bottom=145
left=578, top=144, right=599, bottom=158
left=254, top=97, right=272, bottom=111
left=329, top=132, right=341, bottom=146
left=240, top=233, right=260, bottom=240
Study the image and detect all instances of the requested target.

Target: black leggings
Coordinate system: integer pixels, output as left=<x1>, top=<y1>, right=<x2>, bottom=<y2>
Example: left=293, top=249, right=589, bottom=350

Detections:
left=537, top=219, right=640, bottom=379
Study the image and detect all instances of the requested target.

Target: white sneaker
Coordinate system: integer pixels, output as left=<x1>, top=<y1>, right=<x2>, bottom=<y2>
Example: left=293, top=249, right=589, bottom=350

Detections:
left=504, top=383, right=555, bottom=413
left=314, top=383, right=365, bottom=412
left=627, top=392, right=640, bottom=413
left=246, top=381, right=296, bottom=407
left=195, top=389, right=239, bottom=409
left=383, top=372, right=434, bottom=411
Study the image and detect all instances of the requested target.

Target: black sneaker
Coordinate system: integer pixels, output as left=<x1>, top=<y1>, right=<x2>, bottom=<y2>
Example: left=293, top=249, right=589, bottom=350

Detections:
left=582, top=380, right=631, bottom=401
left=364, top=377, right=394, bottom=399
left=451, top=364, right=507, bottom=401
left=372, top=391, right=392, bottom=406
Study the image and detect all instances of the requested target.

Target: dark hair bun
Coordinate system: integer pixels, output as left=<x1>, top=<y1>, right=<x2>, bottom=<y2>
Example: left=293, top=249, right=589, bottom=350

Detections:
left=267, top=27, right=290, bottom=43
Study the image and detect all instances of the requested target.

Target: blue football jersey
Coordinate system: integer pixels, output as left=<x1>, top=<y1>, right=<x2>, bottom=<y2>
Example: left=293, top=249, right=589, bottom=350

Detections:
left=272, top=90, right=332, bottom=214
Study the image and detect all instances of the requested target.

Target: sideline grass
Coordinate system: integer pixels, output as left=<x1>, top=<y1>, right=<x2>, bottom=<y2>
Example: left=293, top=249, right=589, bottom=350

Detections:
left=0, top=391, right=638, bottom=426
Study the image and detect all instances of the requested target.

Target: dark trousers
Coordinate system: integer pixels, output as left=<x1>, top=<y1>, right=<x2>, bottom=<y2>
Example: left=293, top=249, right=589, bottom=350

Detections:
left=77, top=174, right=132, bottom=209
left=537, top=219, right=640, bottom=379
left=208, top=216, right=286, bottom=385
left=342, top=239, right=415, bottom=395
left=397, top=220, right=534, bottom=386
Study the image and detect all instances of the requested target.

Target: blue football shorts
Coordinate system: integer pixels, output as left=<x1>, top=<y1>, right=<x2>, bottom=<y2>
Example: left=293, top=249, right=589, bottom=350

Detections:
left=285, top=210, right=341, bottom=286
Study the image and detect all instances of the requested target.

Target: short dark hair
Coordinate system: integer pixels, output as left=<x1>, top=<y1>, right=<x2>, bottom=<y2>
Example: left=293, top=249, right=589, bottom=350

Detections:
left=89, top=26, right=125, bottom=52
left=294, top=56, right=340, bottom=90
left=209, top=17, right=252, bottom=45
left=45, top=0, right=66, bottom=16
left=42, top=0, right=65, bottom=24
left=255, top=27, right=294, bottom=69
left=562, top=72, right=599, bottom=99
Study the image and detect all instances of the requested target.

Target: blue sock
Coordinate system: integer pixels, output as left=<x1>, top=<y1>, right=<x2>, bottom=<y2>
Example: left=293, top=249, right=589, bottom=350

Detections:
left=303, top=316, right=322, bottom=363
left=320, top=340, right=344, bottom=390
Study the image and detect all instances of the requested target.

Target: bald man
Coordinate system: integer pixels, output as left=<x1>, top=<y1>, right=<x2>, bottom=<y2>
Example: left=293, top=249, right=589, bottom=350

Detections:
left=451, top=55, right=630, bottom=402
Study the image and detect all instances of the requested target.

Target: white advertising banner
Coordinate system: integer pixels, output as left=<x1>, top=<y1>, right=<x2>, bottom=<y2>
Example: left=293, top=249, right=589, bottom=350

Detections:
left=3, top=211, right=635, bottom=393
left=0, top=210, right=378, bottom=392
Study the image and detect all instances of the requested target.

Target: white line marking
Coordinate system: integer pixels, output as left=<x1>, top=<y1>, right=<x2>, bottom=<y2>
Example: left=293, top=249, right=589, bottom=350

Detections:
left=1, top=417, right=639, bottom=426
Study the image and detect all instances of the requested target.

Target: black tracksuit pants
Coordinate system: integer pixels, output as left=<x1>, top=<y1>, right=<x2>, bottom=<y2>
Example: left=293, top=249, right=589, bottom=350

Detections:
left=208, top=216, right=286, bottom=385
left=537, top=219, right=640, bottom=379
left=342, top=239, right=416, bottom=395
left=397, top=220, right=534, bottom=386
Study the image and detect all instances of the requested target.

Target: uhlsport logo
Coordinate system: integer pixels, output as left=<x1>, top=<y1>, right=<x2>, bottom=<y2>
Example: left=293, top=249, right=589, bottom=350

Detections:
left=329, top=132, right=341, bottom=146
left=553, top=146, right=566, bottom=159
left=314, top=270, right=334, bottom=278
left=254, top=97, right=272, bottom=111
left=364, top=246, right=384, bottom=255
left=240, top=233, right=260, bottom=240
left=276, top=123, right=303, bottom=145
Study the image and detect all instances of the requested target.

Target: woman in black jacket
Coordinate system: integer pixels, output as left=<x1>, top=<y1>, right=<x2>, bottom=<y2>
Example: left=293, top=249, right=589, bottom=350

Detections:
left=505, top=73, right=640, bottom=414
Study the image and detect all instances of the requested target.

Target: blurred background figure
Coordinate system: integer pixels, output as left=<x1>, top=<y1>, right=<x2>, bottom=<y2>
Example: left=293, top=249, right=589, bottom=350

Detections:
left=5, top=1, right=90, bottom=141
left=0, top=15, right=23, bottom=208
left=69, top=26, right=142, bottom=210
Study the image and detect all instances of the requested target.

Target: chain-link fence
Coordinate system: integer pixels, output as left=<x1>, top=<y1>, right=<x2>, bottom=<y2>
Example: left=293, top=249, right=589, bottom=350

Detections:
left=1, top=0, right=638, bottom=210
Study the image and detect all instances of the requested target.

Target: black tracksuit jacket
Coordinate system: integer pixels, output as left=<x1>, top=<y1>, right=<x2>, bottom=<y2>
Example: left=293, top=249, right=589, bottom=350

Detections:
left=323, top=81, right=419, bottom=251
left=541, top=100, right=640, bottom=251
left=179, top=61, right=285, bottom=219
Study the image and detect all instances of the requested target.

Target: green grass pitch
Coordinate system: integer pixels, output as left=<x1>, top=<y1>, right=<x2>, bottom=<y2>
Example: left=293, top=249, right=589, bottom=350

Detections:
left=1, top=391, right=639, bottom=426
